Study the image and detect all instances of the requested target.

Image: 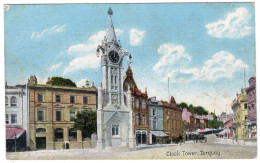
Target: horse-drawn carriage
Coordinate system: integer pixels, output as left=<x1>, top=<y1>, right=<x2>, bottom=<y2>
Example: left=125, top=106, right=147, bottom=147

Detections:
left=192, top=134, right=207, bottom=143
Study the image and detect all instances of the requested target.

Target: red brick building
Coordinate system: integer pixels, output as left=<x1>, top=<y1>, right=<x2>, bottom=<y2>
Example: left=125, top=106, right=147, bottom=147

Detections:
left=162, top=96, right=183, bottom=142
left=123, top=66, right=149, bottom=145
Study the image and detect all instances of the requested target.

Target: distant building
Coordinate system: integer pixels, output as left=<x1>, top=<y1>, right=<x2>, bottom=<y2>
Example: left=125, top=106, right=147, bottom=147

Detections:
left=182, top=108, right=196, bottom=132
left=5, top=83, right=29, bottom=151
left=162, top=96, right=183, bottom=143
left=195, top=116, right=208, bottom=129
left=232, top=89, right=248, bottom=139
left=28, top=76, right=97, bottom=150
left=223, top=117, right=233, bottom=138
left=123, top=66, right=149, bottom=145
left=245, top=76, right=256, bottom=138
left=218, top=112, right=233, bottom=123
left=148, top=97, right=167, bottom=144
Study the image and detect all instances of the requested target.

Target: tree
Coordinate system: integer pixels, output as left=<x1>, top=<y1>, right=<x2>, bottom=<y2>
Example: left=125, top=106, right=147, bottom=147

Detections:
left=188, top=104, right=194, bottom=113
left=208, top=120, right=224, bottom=129
left=210, top=112, right=217, bottom=120
left=179, top=102, right=209, bottom=115
left=178, top=102, right=188, bottom=109
left=73, top=110, right=97, bottom=138
left=47, top=76, right=76, bottom=87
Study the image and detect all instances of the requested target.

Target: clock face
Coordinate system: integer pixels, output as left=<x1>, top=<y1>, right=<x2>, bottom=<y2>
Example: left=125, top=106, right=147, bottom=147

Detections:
left=108, top=50, right=120, bottom=63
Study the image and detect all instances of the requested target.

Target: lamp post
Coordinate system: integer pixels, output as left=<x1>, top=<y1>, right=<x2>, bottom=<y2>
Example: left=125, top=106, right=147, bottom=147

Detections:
left=14, top=133, right=17, bottom=152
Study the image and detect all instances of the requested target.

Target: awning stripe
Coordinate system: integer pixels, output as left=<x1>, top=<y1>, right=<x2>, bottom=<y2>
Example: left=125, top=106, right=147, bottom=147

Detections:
left=6, top=127, right=25, bottom=139
left=150, top=131, right=168, bottom=137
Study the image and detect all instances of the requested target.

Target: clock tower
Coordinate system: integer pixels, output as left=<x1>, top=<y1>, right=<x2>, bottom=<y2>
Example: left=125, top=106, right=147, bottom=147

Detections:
left=96, top=7, right=136, bottom=150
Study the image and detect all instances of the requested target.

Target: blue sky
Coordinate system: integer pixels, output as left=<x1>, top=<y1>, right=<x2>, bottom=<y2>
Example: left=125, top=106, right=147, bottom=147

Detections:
left=4, top=3, right=255, bottom=115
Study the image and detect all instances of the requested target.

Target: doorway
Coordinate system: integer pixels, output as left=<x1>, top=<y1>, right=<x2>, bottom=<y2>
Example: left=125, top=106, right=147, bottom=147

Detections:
left=136, top=131, right=147, bottom=145
left=36, top=137, right=46, bottom=149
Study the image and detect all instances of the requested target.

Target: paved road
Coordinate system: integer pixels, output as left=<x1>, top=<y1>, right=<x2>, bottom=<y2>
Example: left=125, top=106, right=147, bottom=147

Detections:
left=6, top=135, right=257, bottom=160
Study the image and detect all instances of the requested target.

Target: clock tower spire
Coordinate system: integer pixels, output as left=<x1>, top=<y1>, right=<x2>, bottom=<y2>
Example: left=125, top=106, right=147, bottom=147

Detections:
left=96, top=7, right=131, bottom=106
left=105, top=7, right=117, bottom=43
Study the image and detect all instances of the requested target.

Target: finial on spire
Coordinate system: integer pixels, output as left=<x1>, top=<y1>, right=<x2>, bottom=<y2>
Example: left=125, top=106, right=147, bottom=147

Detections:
left=128, top=54, right=133, bottom=65
left=108, top=7, right=113, bottom=15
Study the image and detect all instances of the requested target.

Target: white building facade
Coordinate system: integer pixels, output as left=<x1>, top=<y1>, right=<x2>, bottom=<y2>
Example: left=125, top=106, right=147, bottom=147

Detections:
left=148, top=97, right=166, bottom=144
left=5, top=84, right=30, bottom=148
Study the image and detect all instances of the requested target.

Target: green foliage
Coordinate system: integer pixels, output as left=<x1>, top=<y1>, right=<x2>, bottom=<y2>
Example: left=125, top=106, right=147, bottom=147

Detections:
left=178, top=102, right=188, bottom=109
left=47, top=76, right=76, bottom=87
left=193, top=106, right=208, bottom=115
left=208, top=120, right=224, bottom=129
left=178, top=102, right=208, bottom=115
left=210, top=112, right=218, bottom=120
left=73, top=110, right=97, bottom=138
left=188, top=104, right=194, bottom=113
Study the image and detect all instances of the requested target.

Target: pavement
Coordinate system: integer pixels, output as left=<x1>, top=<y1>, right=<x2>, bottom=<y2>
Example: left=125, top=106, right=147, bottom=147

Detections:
left=213, top=137, right=257, bottom=146
left=6, top=134, right=257, bottom=160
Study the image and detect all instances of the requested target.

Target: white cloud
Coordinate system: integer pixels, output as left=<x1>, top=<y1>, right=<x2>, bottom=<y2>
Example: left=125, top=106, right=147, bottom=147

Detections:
left=63, top=53, right=100, bottom=75
left=115, top=29, right=124, bottom=36
left=31, top=25, right=67, bottom=39
left=153, top=43, right=191, bottom=72
left=77, top=79, right=88, bottom=87
left=55, top=52, right=65, bottom=60
left=182, top=91, right=235, bottom=115
left=129, top=29, right=146, bottom=46
left=63, top=29, right=123, bottom=75
left=200, top=51, right=248, bottom=81
left=50, top=62, right=62, bottom=72
left=153, top=43, right=248, bottom=83
left=205, top=7, right=252, bottom=39
left=37, top=76, right=48, bottom=84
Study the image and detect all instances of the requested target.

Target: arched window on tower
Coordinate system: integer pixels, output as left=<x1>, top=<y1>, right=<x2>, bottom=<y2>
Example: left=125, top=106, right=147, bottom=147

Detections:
left=124, top=94, right=127, bottom=106
left=112, top=125, right=119, bottom=136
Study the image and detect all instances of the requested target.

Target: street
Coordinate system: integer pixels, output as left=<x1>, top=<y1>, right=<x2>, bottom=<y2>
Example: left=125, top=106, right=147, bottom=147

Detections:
left=6, top=135, right=257, bottom=160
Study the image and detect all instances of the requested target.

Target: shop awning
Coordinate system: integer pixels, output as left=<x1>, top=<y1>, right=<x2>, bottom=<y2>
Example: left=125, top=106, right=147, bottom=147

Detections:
left=197, top=128, right=224, bottom=134
left=150, top=131, right=168, bottom=137
left=218, top=128, right=230, bottom=135
left=247, top=121, right=257, bottom=126
left=6, top=127, right=25, bottom=139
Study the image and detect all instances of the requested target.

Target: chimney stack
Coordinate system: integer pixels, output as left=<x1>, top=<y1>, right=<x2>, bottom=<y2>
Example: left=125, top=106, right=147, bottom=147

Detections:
left=86, top=79, right=89, bottom=88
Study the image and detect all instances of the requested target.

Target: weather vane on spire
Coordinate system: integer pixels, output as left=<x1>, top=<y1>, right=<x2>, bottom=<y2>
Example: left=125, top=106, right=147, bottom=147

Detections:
left=108, top=7, right=113, bottom=15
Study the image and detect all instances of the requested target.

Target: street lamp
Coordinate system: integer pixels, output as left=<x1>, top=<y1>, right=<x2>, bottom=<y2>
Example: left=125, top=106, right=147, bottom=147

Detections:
left=14, top=133, right=17, bottom=152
